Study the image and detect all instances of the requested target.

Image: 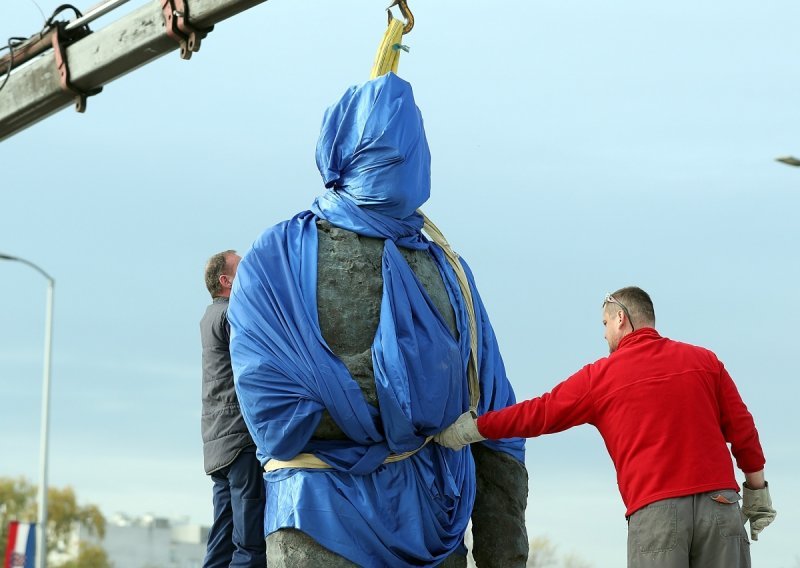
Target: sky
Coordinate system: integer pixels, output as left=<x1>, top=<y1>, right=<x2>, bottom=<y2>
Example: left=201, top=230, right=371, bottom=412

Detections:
left=1, top=0, right=799, bottom=566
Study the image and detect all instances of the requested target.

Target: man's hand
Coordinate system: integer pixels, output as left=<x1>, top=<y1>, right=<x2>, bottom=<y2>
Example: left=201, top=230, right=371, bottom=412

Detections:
left=742, top=482, right=776, bottom=541
left=434, top=411, right=485, bottom=451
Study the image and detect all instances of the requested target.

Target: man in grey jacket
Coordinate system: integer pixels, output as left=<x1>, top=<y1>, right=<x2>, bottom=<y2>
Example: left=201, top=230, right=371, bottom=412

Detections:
left=200, top=250, right=265, bottom=568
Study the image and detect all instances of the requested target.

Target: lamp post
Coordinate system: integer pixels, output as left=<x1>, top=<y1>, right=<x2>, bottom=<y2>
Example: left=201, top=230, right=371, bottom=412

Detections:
left=0, top=253, right=54, bottom=568
left=776, top=155, right=800, bottom=167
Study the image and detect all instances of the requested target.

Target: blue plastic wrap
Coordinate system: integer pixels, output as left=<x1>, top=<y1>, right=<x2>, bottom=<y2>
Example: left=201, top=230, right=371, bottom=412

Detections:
left=229, top=73, right=524, bottom=567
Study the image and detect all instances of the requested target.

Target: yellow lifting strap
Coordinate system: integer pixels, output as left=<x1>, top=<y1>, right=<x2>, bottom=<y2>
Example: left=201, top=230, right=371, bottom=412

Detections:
left=265, top=435, right=434, bottom=473
left=370, top=0, right=414, bottom=79
left=370, top=17, right=405, bottom=79
left=419, top=212, right=481, bottom=413
left=264, top=5, right=483, bottom=474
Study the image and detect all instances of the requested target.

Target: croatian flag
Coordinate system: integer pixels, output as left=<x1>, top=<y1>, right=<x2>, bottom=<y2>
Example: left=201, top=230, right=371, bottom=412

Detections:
left=4, top=522, right=35, bottom=568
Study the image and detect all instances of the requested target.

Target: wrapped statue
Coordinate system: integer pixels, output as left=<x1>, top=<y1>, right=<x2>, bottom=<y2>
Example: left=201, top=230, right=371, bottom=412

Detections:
left=229, top=72, right=528, bottom=567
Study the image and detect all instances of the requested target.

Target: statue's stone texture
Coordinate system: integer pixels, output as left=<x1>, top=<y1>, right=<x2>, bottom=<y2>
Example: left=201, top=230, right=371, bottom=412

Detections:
left=268, top=528, right=467, bottom=568
left=312, top=220, right=457, bottom=439
left=471, top=443, right=529, bottom=567
left=266, top=220, right=528, bottom=567
left=267, top=529, right=358, bottom=568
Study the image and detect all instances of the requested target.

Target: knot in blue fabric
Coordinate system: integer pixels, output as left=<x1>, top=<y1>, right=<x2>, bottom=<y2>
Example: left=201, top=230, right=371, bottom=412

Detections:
left=315, top=72, right=431, bottom=220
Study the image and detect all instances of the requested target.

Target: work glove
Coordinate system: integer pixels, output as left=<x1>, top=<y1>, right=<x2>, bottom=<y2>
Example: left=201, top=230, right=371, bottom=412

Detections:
left=742, top=482, right=776, bottom=541
left=434, top=410, right=485, bottom=451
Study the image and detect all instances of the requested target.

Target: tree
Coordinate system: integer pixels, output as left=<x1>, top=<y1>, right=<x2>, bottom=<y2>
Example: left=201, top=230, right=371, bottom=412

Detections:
left=526, top=536, right=593, bottom=568
left=562, top=554, right=592, bottom=568
left=47, top=485, right=106, bottom=542
left=0, top=477, right=107, bottom=564
left=527, top=536, right=558, bottom=568
left=57, top=543, right=113, bottom=568
left=0, top=476, right=37, bottom=560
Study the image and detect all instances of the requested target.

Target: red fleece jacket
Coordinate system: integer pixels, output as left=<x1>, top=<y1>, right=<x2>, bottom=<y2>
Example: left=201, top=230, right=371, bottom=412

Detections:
left=477, top=328, right=765, bottom=516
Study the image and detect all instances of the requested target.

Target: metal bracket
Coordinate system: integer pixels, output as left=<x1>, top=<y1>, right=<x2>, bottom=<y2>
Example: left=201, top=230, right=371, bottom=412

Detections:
left=161, top=0, right=214, bottom=60
left=52, top=22, right=102, bottom=113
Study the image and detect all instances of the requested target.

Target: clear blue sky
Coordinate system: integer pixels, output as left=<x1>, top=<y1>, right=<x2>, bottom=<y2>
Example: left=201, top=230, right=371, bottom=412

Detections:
left=1, top=1, right=798, bottom=566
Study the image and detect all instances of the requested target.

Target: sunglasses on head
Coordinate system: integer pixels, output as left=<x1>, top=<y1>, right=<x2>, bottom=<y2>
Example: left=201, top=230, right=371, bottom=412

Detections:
left=603, top=293, right=635, bottom=331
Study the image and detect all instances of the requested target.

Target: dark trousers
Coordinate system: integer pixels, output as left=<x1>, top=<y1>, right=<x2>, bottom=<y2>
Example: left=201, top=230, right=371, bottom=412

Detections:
left=203, top=449, right=266, bottom=568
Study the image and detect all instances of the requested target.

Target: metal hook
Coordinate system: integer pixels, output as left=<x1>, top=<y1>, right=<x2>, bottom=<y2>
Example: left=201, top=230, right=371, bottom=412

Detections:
left=386, top=0, right=414, bottom=35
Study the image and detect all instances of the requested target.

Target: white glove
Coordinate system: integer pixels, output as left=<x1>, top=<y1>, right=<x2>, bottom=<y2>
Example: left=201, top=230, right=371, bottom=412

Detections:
left=434, top=410, right=485, bottom=451
left=742, top=482, right=776, bottom=541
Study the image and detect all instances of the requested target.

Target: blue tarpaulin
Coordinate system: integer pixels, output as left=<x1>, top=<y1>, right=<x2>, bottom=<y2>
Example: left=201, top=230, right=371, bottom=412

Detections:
left=229, top=72, right=524, bottom=567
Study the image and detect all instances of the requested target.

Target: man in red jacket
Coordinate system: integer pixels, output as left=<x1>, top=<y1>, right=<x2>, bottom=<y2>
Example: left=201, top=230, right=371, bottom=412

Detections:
left=435, top=286, right=776, bottom=568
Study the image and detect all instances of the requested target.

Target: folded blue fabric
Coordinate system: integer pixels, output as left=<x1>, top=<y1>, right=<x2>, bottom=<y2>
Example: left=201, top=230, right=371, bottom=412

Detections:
left=229, top=72, right=524, bottom=568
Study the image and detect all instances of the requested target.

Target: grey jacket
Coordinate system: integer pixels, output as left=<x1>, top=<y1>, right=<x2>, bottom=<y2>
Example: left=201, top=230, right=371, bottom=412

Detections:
left=200, top=297, right=254, bottom=474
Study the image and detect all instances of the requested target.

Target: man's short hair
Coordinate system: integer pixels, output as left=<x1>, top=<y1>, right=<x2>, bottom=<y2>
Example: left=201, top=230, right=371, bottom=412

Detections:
left=205, top=250, right=236, bottom=298
left=606, top=286, right=656, bottom=328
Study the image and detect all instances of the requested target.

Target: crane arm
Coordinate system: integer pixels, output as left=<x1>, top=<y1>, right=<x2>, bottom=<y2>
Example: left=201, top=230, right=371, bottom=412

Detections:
left=0, top=0, right=267, bottom=142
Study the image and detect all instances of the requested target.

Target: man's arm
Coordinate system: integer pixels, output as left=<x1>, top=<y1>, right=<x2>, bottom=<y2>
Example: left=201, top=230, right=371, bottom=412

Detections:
left=713, top=363, right=776, bottom=540
left=716, top=362, right=776, bottom=541
left=222, top=309, right=231, bottom=344
left=716, top=362, right=765, bottom=473
left=477, top=366, right=595, bottom=440
left=435, top=366, right=595, bottom=450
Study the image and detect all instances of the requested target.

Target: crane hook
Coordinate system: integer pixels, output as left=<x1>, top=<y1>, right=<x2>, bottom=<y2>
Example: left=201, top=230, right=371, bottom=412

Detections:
left=387, top=0, right=414, bottom=35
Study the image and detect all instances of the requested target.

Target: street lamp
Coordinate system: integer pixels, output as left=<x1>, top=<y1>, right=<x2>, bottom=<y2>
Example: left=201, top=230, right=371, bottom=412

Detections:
left=776, top=155, right=800, bottom=167
left=0, top=253, right=54, bottom=568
